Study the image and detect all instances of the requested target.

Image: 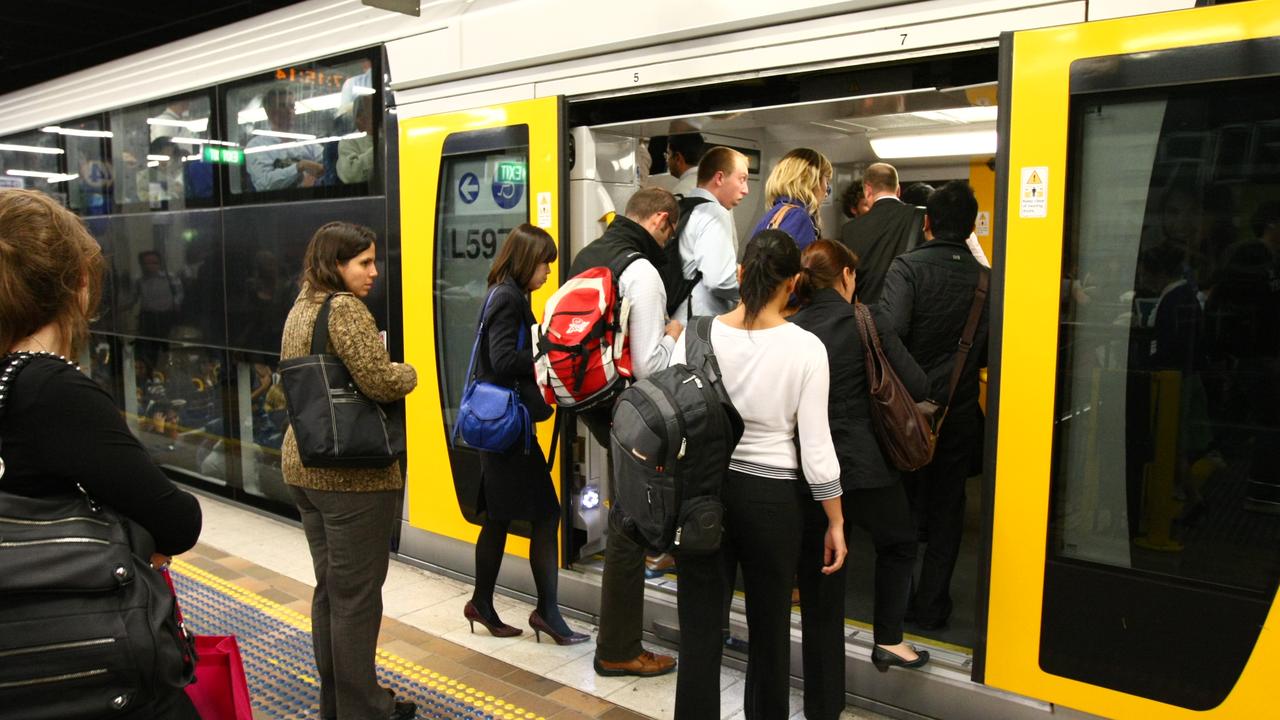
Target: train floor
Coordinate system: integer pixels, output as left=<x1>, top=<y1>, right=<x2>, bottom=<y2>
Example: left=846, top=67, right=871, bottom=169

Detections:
left=190, top=493, right=891, bottom=720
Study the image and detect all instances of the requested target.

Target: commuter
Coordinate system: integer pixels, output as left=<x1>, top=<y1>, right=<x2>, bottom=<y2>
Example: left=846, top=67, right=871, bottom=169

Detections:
left=841, top=163, right=925, bottom=303
left=672, top=229, right=847, bottom=720
left=667, top=132, right=705, bottom=198
left=281, top=222, right=419, bottom=720
left=643, top=136, right=678, bottom=193
left=0, top=188, right=204, bottom=719
left=880, top=181, right=989, bottom=631
left=839, top=179, right=869, bottom=221
left=789, top=240, right=930, bottom=719
left=671, top=145, right=749, bottom=322
left=904, top=181, right=990, bottom=267
left=337, top=94, right=375, bottom=184
left=246, top=87, right=326, bottom=190
left=465, top=224, right=589, bottom=645
left=750, top=148, right=832, bottom=251
left=579, top=187, right=684, bottom=678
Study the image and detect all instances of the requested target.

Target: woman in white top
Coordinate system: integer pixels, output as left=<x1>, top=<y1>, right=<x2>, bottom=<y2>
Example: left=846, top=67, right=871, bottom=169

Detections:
left=671, top=228, right=847, bottom=720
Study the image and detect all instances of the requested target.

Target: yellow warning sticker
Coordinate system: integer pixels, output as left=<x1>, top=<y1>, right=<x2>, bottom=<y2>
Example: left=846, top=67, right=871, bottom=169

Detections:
left=1020, top=166, right=1048, bottom=218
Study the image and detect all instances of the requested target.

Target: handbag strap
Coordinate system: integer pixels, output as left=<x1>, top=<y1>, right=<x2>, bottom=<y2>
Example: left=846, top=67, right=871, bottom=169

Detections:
left=767, top=203, right=797, bottom=230
left=310, top=294, right=338, bottom=355
left=937, top=269, right=990, bottom=418
left=463, top=286, right=505, bottom=386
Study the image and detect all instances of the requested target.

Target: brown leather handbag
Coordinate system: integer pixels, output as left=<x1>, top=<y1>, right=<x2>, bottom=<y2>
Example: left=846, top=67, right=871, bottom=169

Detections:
left=853, top=271, right=988, bottom=471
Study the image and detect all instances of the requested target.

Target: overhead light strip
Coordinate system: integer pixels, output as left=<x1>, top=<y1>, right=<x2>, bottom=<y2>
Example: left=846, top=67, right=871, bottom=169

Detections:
left=42, top=126, right=113, bottom=138
left=242, top=131, right=366, bottom=155
left=0, top=142, right=64, bottom=155
left=6, top=169, right=79, bottom=183
left=869, top=130, right=997, bottom=159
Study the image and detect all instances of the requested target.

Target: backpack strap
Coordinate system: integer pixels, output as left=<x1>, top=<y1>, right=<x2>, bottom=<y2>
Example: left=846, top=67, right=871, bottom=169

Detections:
left=934, top=269, right=989, bottom=431
left=684, top=315, right=722, bottom=384
left=664, top=196, right=714, bottom=317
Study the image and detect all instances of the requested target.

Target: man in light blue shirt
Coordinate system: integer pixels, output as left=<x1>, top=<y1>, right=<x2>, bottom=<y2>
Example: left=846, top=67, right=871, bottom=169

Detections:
left=673, top=146, right=750, bottom=321
left=245, top=88, right=325, bottom=191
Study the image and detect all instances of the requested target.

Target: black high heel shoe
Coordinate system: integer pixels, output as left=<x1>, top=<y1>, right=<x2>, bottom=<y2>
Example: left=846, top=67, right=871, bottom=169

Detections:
left=464, top=601, right=522, bottom=638
left=529, top=610, right=589, bottom=645
left=871, top=645, right=930, bottom=673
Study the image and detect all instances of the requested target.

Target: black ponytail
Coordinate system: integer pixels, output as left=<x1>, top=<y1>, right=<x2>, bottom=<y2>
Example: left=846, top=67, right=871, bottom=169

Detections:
left=739, top=229, right=802, bottom=327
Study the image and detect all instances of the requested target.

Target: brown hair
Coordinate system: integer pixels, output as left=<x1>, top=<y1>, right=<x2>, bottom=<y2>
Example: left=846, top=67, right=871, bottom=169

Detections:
left=696, top=146, right=747, bottom=185
left=863, top=162, right=899, bottom=194
left=0, top=189, right=104, bottom=358
left=301, top=221, right=376, bottom=298
left=795, top=239, right=858, bottom=306
left=488, top=223, right=558, bottom=288
left=624, top=186, right=680, bottom=226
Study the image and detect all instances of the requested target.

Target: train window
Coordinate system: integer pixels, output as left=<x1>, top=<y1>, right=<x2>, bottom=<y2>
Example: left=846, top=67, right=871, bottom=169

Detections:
left=224, top=52, right=379, bottom=200
left=110, top=93, right=218, bottom=212
left=434, top=126, right=531, bottom=438
left=0, top=129, right=71, bottom=207
left=1051, top=75, right=1280, bottom=595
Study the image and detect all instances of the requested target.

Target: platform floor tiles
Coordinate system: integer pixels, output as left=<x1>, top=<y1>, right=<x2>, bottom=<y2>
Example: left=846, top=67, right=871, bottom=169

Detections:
left=191, top=492, right=889, bottom=720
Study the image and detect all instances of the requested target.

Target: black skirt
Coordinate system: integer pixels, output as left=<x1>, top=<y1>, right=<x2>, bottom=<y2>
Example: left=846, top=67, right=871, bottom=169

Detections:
left=478, top=440, right=559, bottom=522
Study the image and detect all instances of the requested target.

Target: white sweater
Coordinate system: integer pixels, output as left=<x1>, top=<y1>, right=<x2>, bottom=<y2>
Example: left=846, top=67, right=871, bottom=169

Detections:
left=670, top=318, right=841, bottom=500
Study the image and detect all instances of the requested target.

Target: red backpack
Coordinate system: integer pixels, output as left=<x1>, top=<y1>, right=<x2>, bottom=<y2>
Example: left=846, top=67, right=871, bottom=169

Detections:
left=535, top=251, right=643, bottom=410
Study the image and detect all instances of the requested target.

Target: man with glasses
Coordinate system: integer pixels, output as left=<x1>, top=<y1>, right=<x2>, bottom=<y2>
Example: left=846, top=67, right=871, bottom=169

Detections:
left=568, top=187, right=683, bottom=679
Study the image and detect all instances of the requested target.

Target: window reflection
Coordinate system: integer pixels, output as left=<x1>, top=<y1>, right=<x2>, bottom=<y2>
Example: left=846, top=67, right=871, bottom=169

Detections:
left=235, top=355, right=292, bottom=504
left=227, top=56, right=377, bottom=195
left=0, top=129, right=69, bottom=206
left=110, top=94, right=216, bottom=211
left=1053, top=78, right=1280, bottom=594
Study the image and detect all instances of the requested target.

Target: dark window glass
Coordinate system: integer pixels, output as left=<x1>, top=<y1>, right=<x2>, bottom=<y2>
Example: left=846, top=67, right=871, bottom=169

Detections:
left=233, top=352, right=292, bottom=505
left=225, top=53, right=378, bottom=199
left=1051, top=77, right=1280, bottom=594
left=434, top=127, right=529, bottom=437
left=110, top=93, right=218, bottom=211
left=0, top=129, right=71, bottom=206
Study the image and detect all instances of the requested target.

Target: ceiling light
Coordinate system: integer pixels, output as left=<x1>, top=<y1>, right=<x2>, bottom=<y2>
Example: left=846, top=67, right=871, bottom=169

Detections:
left=42, top=126, right=113, bottom=138
left=146, top=154, right=172, bottom=162
left=242, top=131, right=366, bottom=155
left=0, top=142, right=64, bottom=155
left=352, top=86, right=376, bottom=96
left=251, top=129, right=317, bottom=141
left=6, top=169, right=80, bottom=183
left=147, top=161, right=160, bottom=168
left=869, top=130, right=997, bottom=159
left=182, top=153, right=202, bottom=162
left=237, top=108, right=268, bottom=125
left=911, top=107, right=999, bottom=124
left=147, top=117, right=209, bottom=132
left=169, top=137, right=239, bottom=147
left=295, top=93, right=341, bottom=114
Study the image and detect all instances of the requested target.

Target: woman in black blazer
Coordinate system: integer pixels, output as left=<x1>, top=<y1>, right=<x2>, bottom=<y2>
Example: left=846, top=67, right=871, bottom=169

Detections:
left=790, top=240, right=930, bottom=718
left=466, top=224, right=587, bottom=645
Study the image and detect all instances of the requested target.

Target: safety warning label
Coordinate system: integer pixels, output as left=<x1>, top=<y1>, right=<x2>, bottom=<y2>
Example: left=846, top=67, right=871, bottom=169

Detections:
left=1020, top=166, right=1048, bottom=218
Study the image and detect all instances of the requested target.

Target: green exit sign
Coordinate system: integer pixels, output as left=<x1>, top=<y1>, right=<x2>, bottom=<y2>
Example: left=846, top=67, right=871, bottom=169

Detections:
left=496, top=161, right=526, bottom=184
left=202, top=146, right=244, bottom=164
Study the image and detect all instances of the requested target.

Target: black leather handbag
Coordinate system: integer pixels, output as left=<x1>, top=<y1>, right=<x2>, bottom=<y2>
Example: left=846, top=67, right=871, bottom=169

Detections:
left=0, top=352, right=195, bottom=719
left=280, top=294, right=405, bottom=468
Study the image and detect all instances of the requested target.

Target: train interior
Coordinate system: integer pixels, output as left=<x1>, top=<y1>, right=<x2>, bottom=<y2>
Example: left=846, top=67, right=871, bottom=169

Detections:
left=560, top=69, right=1002, bottom=658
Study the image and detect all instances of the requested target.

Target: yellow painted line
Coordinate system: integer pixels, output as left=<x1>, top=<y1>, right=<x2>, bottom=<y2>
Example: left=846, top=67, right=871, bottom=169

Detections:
left=172, top=558, right=547, bottom=720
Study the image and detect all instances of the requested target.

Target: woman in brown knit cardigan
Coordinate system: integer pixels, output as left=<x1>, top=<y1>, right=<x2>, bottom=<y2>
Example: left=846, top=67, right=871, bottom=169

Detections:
left=280, top=222, right=417, bottom=720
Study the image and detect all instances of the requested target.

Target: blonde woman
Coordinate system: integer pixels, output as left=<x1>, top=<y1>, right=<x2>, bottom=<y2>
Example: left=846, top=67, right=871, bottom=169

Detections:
left=751, top=148, right=834, bottom=250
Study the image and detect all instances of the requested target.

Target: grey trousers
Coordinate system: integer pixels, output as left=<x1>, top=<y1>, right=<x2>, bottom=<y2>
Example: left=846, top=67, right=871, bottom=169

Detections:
left=289, top=485, right=398, bottom=720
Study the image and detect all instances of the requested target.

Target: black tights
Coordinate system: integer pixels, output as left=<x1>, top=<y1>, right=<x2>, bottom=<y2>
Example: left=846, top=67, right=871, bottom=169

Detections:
left=472, top=515, right=571, bottom=635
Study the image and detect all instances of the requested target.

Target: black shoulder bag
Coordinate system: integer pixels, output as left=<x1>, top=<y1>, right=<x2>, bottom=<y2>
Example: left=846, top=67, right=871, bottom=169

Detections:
left=0, top=352, right=195, bottom=719
left=279, top=294, right=406, bottom=468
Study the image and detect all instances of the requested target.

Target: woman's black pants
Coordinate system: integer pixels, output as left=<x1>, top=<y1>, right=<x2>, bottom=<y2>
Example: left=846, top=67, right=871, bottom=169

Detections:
left=798, top=482, right=917, bottom=720
left=676, top=470, right=802, bottom=720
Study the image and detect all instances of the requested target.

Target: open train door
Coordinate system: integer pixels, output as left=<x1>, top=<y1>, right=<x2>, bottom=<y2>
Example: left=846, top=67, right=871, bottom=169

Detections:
left=984, top=2, right=1280, bottom=718
left=397, top=96, right=566, bottom=565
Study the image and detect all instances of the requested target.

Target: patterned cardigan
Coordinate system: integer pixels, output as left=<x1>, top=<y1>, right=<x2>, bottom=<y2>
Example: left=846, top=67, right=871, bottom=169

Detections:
left=280, top=289, right=417, bottom=492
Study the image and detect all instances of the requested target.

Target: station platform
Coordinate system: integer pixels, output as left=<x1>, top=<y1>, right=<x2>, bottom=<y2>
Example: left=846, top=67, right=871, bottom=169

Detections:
left=189, top=493, right=890, bottom=720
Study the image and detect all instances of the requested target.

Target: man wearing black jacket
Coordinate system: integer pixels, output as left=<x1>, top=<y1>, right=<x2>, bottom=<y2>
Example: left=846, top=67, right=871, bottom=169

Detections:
left=880, top=180, right=990, bottom=631
left=840, top=163, right=926, bottom=304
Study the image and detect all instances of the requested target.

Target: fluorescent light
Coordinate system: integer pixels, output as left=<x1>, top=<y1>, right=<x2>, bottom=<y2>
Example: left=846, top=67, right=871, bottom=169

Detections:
left=237, top=108, right=268, bottom=125
left=869, top=130, right=997, bottom=159
left=182, top=153, right=201, bottom=162
left=146, top=154, right=172, bottom=161
left=42, top=126, right=113, bottom=138
left=146, top=117, right=209, bottom=132
left=0, top=142, right=64, bottom=155
left=295, top=93, right=341, bottom=114
left=147, top=161, right=160, bottom=168
left=7, top=169, right=79, bottom=183
left=251, top=129, right=316, bottom=141
left=242, top=131, right=366, bottom=155
left=169, top=137, right=239, bottom=147
left=911, top=107, right=999, bottom=124
left=352, top=86, right=376, bottom=96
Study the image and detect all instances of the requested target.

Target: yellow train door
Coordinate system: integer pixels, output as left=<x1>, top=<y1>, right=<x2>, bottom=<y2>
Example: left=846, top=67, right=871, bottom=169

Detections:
left=985, top=2, right=1280, bottom=717
left=398, top=96, right=565, bottom=560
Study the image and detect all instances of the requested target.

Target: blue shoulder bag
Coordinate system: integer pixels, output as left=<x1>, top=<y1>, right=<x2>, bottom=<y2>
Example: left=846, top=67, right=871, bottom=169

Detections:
left=453, top=286, right=532, bottom=454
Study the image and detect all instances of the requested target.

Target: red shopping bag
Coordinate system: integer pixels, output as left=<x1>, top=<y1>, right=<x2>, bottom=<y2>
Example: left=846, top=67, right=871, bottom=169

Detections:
left=185, top=635, right=254, bottom=720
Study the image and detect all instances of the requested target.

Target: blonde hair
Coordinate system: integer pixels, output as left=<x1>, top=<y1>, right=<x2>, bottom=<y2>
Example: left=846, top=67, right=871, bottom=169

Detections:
left=0, top=189, right=104, bottom=358
left=764, top=148, right=833, bottom=219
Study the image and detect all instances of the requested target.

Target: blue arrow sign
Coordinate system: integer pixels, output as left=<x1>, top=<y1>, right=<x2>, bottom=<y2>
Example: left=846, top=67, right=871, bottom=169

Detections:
left=458, top=172, right=480, bottom=204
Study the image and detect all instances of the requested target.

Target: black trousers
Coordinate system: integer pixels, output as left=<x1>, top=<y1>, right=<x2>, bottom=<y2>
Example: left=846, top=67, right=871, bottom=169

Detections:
left=676, top=471, right=803, bottom=720
left=904, top=420, right=978, bottom=625
left=798, top=483, right=916, bottom=720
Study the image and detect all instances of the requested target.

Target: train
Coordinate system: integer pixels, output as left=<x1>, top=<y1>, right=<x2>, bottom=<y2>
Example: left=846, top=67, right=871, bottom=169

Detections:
left=1, top=0, right=1276, bottom=717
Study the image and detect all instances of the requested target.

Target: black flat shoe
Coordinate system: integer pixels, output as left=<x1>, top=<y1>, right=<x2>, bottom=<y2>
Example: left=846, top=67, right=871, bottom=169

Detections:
left=389, top=700, right=417, bottom=719
left=871, top=645, right=930, bottom=673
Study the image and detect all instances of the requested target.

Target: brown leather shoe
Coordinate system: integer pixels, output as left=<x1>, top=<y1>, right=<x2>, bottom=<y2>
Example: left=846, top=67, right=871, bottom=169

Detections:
left=593, top=650, right=676, bottom=677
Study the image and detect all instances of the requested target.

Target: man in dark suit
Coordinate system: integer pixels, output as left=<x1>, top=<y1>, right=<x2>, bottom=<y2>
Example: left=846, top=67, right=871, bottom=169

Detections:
left=839, top=163, right=926, bottom=304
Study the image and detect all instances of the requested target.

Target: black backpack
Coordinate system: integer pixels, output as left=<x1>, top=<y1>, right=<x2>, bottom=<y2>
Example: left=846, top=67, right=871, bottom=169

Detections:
left=610, top=316, right=743, bottom=554
left=660, top=195, right=713, bottom=317
left=0, top=354, right=195, bottom=718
